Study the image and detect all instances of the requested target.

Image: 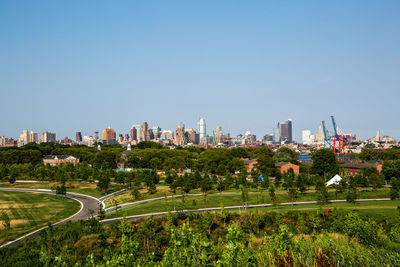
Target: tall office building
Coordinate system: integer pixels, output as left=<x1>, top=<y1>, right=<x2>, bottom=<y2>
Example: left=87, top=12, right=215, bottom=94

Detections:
left=273, top=127, right=280, bottom=143
left=152, top=126, right=161, bottom=139
left=30, top=131, right=38, bottom=143
left=142, top=122, right=149, bottom=141
left=160, top=130, right=173, bottom=140
left=130, top=127, right=137, bottom=141
left=102, top=127, right=116, bottom=145
left=302, top=130, right=314, bottom=145
left=174, top=122, right=185, bottom=146
left=40, top=132, right=56, bottom=143
left=76, top=132, right=82, bottom=143
left=315, top=124, right=324, bottom=143
left=198, top=118, right=206, bottom=139
left=278, top=119, right=292, bottom=143
left=18, top=130, right=30, bottom=144
left=131, top=124, right=142, bottom=141
left=185, top=128, right=199, bottom=144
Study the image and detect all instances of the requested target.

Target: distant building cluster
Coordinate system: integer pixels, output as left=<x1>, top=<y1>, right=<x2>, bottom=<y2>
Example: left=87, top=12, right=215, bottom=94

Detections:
left=1, top=117, right=398, bottom=151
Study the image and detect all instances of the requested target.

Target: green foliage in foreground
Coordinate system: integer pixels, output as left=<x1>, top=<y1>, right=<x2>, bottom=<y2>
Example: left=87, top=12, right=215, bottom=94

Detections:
left=3, top=206, right=400, bottom=266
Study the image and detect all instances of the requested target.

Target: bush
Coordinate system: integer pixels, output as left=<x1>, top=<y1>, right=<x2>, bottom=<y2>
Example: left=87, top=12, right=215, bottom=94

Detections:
left=343, top=212, right=381, bottom=245
left=390, top=223, right=400, bottom=243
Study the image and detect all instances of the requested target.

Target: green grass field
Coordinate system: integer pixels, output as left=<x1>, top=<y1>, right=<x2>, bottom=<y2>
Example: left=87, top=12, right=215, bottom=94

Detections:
left=246, top=200, right=400, bottom=222
left=0, top=191, right=81, bottom=245
left=105, top=187, right=392, bottom=219
left=104, top=185, right=389, bottom=208
left=0, top=181, right=123, bottom=198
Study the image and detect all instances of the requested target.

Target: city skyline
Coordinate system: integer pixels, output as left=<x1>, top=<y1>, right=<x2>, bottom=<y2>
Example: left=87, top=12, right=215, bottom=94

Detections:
left=3, top=115, right=396, bottom=145
left=1, top=1, right=399, bottom=141
left=0, top=117, right=395, bottom=143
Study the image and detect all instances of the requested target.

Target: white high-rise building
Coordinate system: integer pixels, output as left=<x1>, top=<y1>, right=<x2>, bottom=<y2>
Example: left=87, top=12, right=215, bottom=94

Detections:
left=30, top=131, right=38, bottom=143
left=302, top=130, right=315, bottom=145
left=160, top=130, right=173, bottom=140
left=198, top=118, right=206, bottom=139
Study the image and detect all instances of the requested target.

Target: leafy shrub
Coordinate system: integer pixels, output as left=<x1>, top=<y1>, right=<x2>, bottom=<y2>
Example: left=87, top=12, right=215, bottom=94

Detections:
left=343, top=212, right=380, bottom=245
left=390, top=223, right=400, bottom=243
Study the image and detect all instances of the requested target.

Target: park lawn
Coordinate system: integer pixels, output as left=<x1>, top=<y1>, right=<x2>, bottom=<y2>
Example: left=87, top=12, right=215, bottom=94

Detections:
left=246, top=200, right=400, bottom=223
left=105, top=187, right=391, bottom=219
left=104, top=186, right=205, bottom=207
left=0, top=181, right=123, bottom=198
left=104, top=185, right=389, bottom=208
left=0, top=191, right=81, bottom=245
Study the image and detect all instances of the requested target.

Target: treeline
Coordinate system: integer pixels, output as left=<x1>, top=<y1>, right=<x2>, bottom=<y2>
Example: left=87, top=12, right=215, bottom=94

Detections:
left=350, top=147, right=400, bottom=161
left=0, top=142, right=299, bottom=174
left=2, top=209, right=400, bottom=266
left=0, top=162, right=160, bottom=193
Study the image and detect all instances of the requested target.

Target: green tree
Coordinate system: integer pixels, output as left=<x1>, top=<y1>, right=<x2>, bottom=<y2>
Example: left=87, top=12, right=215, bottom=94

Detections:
left=269, top=184, right=276, bottom=200
left=282, top=168, right=295, bottom=190
left=287, top=187, right=298, bottom=207
left=261, top=174, right=270, bottom=189
left=347, top=176, right=358, bottom=206
left=315, top=178, right=329, bottom=206
left=274, top=171, right=282, bottom=189
left=296, top=173, right=307, bottom=194
left=131, top=186, right=141, bottom=200
left=311, top=149, right=339, bottom=180
left=201, top=173, right=213, bottom=193
left=161, top=222, right=211, bottom=266
left=219, top=223, right=254, bottom=266
left=390, top=177, right=400, bottom=200
left=97, top=173, right=110, bottom=193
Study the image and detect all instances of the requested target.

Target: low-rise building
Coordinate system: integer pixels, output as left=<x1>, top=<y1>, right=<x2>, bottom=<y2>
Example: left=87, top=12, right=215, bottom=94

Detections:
left=241, top=158, right=258, bottom=172
left=275, top=162, right=300, bottom=175
left=339, top=161, right=382, bottom=176
left=43, top=155, right=80, bottom=166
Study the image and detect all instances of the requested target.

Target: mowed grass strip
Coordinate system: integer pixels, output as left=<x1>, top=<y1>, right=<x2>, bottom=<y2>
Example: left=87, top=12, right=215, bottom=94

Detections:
left=105, top=188, right=392, bottom=219
left=0, top=181, right=123, bottom=198
left=0, top=191, right=81, bottom=245
left=105, top=186, right=390, bottom=208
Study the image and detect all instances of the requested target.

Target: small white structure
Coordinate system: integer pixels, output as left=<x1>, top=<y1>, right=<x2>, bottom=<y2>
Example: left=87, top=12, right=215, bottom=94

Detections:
left=326, top=174, right=342, bottom=186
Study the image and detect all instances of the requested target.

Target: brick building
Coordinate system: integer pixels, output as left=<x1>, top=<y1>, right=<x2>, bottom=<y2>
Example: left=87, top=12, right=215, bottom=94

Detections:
left=275, top=162, right=300, bottom=175
left=43, top=155, right=80, bottom=166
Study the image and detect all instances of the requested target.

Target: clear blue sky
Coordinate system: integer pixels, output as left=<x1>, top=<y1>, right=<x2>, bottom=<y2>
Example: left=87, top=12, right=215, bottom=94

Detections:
left=1, top=1, right=399, bottom=141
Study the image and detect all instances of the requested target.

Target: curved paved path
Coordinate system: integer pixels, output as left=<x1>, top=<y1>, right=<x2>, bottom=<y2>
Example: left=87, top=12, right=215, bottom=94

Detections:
left=0, top=186, right=392, bottom=248
left=104, top=193, right=203, bottom=212
left=0, top=188, right=101, bottom=248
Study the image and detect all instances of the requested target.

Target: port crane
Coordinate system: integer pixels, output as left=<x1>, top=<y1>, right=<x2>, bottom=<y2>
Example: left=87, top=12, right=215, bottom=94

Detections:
left=322, top=116, right=351, bottom=155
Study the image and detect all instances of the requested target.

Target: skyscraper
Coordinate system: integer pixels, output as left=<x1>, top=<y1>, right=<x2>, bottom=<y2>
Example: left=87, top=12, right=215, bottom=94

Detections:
left=18, top=130, right=29, bottom=144
left=152, top=126, right=161, bottom=139
left=273, top=127, right=280, bottom=143
left=102, top=127, right=116, bottom=145
left=174, top=122, right=185, bottom=146
left=315, top=124, right=324, bottom=143
left=302, top=130, right=314, bottom=145
left=131, top=124, right=142, bottom=141
left=278, top=119, right=292, bottom=143
left=142, top=122, right=149, bottom=142
left=130, top=127, right=137, bottom=141
left=76, top=132, right=82, bottom=143
left=40, top=132, right=56, bottom=143
left=198, top=118, right=206, bottom=139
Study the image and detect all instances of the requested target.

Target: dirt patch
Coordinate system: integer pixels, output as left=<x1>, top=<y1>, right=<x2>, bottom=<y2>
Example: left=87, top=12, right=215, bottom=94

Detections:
left=0, top=204, right=25, bottom=209
left=0, top=219, right=29, bottom=229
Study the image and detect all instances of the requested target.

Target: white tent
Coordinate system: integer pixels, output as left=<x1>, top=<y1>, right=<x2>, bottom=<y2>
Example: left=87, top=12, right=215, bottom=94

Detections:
left=326, top=174, right=342, bottom=186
